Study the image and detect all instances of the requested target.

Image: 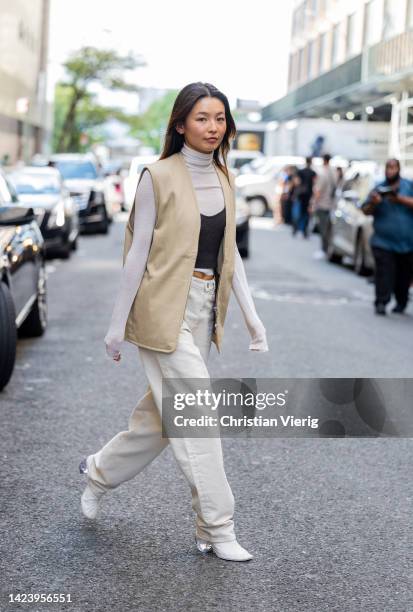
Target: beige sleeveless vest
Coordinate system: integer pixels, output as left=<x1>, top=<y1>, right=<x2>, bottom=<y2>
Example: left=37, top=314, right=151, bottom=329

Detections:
left=122, top=151, right=236, bottom=354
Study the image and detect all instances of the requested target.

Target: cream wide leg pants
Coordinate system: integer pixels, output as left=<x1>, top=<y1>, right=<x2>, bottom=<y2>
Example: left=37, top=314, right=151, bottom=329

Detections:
left=87, top=276, right=236, bottom=543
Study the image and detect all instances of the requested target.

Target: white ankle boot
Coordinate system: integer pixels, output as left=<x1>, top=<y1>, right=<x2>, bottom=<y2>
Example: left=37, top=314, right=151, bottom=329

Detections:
left=79, top=457, right=106, bottom=519
left=81, top=484, right=106, bottom=519
left=195, top=537, right=253, bottom=561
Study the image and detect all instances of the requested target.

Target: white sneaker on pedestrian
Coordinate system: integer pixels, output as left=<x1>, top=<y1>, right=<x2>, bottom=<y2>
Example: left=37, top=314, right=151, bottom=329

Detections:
left=195, top=537, right=253, bottom=561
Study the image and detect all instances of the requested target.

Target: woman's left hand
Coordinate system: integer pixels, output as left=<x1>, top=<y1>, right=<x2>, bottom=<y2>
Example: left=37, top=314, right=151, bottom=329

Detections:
left=247, top=319, right=269, bottom=352
left=104, top=331, right=124, bottom=361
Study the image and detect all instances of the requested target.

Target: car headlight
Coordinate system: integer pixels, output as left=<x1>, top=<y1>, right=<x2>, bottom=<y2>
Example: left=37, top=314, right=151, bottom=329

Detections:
left=47, top=200, right=65, bottom=228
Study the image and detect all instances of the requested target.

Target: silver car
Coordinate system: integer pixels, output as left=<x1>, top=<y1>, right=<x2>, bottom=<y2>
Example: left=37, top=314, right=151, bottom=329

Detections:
left=326, top=162, right=384, bottom=275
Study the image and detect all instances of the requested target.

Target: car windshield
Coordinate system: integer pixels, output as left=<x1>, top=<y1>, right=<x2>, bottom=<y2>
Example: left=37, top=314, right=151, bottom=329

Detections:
left=240, top=158, right=267, bottom=174
left=53, top=160, right=97, bottom=180
left=11, top=174, right=61, bottom=195
left=135, top=163, right=147, bottom=175
left=255, top=160, right=281, bottom=176
left=233, top=157, right=256, bottom=169
left=342, top=172, right=379, bottom=202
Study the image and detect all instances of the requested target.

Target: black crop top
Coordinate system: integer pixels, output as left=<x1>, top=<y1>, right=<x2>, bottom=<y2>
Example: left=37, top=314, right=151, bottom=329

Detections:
left=194, top=207, right=226, bottom=270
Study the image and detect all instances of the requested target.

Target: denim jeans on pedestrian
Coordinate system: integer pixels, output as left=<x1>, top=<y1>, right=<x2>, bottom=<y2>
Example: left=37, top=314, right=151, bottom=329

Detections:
left=292, top=198, right=310, bottom=236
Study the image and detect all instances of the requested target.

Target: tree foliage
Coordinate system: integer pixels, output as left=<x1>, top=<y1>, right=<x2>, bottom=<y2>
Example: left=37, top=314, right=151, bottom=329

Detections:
left=126, top=90, right=178, bottom=152
left=54, top=46, right=145, bottom=152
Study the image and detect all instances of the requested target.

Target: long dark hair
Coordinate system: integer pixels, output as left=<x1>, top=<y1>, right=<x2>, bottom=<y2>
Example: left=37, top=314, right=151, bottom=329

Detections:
left=159, top=82, right=236, bottom=181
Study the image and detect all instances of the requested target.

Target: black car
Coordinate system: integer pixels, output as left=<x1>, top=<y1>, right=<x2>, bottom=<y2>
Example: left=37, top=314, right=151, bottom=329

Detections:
left=0, top=172, right=47, bottom=391
left=48, top=154, right=112, bottom=234
left=236, top=193, right=250, bottom=258
left=8, top=166, right=79, bottom=259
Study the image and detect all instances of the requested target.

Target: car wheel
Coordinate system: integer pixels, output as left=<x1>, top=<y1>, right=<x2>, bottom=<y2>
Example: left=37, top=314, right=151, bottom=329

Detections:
left=248, top=197, right=267, bottom=217
left=18, top=263, right=47, bottom=337
left=59, top=238, right=71, bottom=259
left=354, top=233, right=370, bottom=276
left=0, top=281, right=17, bottom=391
left=97, top=208, right=109, bottom=234
left=326, top=227, right=342, bottom=263
left=239, top=247, right=249, bottom=258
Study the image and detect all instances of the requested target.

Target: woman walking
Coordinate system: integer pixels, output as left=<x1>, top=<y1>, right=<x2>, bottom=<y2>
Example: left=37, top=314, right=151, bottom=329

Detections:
left=79, top=82, right=268, bottom=562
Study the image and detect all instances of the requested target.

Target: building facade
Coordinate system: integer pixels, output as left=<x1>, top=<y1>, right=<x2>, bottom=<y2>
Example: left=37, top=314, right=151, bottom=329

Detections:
left=0, top=0, right=51, bottom=164
left=263, top=0, right=413, bottom=164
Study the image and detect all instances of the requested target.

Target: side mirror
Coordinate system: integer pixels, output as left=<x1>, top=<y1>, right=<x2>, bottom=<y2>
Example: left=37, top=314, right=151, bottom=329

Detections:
left=0, top=205, right=36, bottom=226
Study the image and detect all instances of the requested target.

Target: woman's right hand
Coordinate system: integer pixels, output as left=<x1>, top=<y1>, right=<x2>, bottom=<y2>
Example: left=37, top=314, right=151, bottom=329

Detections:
left=104, top=331, right=124, bottom=362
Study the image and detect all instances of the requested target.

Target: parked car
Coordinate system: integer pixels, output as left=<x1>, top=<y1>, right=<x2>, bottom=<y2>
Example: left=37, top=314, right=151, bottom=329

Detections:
left=235, top=192, right=250, bottom=258
left=123, top=155, right=159, bottom=211
left=326, top=162, right=383, bottom=275
left=238, top=156, right=269, bottom=175
left=227, top=150, right=264, bottom=176
left=8, top=166, right=79, bottom=259
left=236, top=156, right=305, bottom=216
left=102, top=159, right=126, bottom=212
left=48, top=154, right=112, bottom=234
left=0, top=171, right=47, bottom=391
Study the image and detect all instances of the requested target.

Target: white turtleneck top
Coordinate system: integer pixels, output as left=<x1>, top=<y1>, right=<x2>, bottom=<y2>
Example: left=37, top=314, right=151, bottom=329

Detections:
left=105, top=142, right=268, bottom=355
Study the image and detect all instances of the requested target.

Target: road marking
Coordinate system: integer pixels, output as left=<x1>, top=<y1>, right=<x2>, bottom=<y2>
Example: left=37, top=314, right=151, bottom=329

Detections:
left=251, top=286, right=372, bottom=306
left=249, top=217, right=281, bottom=230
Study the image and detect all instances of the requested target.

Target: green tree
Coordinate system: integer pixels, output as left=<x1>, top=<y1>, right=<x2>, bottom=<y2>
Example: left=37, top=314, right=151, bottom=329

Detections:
left=54, top=46, right=145, bottom=152
left=127, top=90, right=178, bottom=152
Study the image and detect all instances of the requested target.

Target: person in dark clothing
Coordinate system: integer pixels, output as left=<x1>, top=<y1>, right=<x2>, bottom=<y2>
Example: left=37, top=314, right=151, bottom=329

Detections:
left=280, top=165, right=297, bottom=225
left=362, top=158, right=413, bottom=315
left=292, top=156, right=317, bottom=237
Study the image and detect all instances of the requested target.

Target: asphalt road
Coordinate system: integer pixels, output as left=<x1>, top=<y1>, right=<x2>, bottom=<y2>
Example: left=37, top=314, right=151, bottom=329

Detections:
left=1, top=214, right=412, bottom=612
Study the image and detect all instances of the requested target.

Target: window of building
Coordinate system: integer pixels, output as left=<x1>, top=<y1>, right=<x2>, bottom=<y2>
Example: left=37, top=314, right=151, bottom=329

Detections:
left=346, top=13, right=356, bottom=57
left=307, top=40, right=314, bottom=78
left=298, top=47, right=304, bottom=83
left=310, top=0, right=318, bottom=17
left=382, top=0, right=405, bottom=40
left=331, top=23, right=341, bottom=66
left=295, top=2, right=304, bottom=33
left=318, top=0, right=326, bottom=16
left=288, top=51, right=300, bottom=88
left=318, top=31, right=327, bottom=73
left=407, top=0, right=413, bottom=29
left=363, top=0, right=382, bottom=47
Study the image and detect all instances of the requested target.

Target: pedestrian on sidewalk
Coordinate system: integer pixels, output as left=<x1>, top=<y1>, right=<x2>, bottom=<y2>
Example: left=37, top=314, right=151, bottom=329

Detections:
left=361, top=158, right=413, bottom=315
left=79, top=82, right=269, bottom=562
left=292, top=156, right=317, bottom=238
left=279, top=164, right=297, bottom=225
left=312, top=154, right=337, bottom=256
